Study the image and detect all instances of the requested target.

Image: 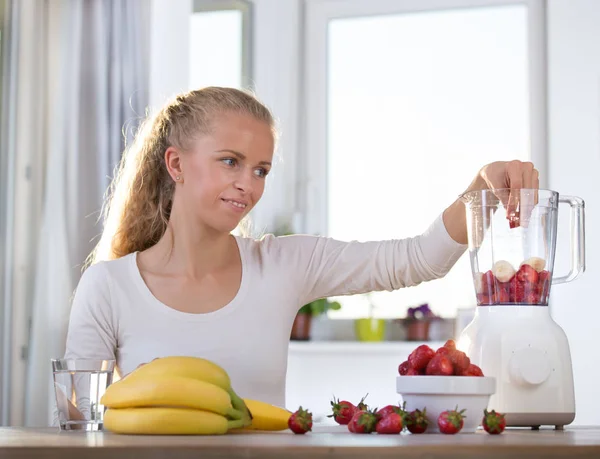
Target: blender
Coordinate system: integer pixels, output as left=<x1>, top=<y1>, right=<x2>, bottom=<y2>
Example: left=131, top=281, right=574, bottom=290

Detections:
left=458, top=189, right=585, bottom=430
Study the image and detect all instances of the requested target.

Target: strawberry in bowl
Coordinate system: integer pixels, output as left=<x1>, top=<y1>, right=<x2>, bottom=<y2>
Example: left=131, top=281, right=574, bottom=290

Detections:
left=397, top=340, right=495, bottom=433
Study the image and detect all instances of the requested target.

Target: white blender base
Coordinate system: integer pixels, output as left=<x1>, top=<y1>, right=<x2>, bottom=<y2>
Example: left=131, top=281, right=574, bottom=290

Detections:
left=458, top=306, right=575, bottom=429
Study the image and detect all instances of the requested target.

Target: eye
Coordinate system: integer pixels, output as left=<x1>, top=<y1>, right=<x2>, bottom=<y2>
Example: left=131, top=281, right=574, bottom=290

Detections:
left=254, top=168, right=269, bottom=178
left=221, top=158, right=237, bottom=167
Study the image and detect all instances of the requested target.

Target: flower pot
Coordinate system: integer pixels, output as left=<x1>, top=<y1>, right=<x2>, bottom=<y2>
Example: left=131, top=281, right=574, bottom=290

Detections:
left=355, top=318, right=386, bottom=342
left=291, top=313, right=312, bottom=341
left=405, top=320, right=431, bottom=341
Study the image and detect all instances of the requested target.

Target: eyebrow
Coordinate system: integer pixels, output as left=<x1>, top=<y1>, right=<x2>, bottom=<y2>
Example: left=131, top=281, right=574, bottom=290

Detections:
left=216, top=149, right=272, bottom=167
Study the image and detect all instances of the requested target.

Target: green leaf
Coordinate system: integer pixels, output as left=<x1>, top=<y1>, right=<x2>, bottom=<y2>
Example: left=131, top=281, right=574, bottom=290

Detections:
left=298, top=298, right=342, bottom=316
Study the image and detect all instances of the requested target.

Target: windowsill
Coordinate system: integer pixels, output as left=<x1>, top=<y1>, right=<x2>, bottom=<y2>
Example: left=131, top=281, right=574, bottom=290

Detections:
left=288, top=340, right=445, bottom=354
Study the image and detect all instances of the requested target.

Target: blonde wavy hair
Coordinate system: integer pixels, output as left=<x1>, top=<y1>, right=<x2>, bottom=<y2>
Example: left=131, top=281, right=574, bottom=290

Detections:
left=88, top=87, right=276, bottom=265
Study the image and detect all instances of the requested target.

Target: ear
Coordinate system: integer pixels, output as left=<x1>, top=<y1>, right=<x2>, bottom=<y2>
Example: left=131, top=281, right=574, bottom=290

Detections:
left=165, top=146, right=183, bottom=182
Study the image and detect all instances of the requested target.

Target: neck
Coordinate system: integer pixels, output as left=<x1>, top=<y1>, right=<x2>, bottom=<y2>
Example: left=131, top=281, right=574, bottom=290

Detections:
left=148, top=203, right=236, bottom=279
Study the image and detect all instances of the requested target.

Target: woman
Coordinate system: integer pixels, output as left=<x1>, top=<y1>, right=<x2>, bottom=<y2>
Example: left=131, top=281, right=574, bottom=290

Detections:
left=65, top=87, right=539, bottom=408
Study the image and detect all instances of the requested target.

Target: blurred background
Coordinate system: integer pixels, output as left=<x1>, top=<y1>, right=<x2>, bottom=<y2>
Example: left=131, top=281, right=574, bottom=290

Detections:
left=0, top=0, right=598, bottom=426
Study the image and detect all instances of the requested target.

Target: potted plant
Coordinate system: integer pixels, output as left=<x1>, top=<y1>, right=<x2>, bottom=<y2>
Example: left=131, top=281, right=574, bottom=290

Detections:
left=397, top=303, right=440, bottom=341
left=290, top=298, right=342, bottom=341
left=354, top=294, right=386, bottom=342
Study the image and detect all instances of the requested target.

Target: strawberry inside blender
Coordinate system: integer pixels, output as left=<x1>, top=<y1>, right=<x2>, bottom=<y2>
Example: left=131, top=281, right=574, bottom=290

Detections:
left=474, top=259, right=551, bottom=306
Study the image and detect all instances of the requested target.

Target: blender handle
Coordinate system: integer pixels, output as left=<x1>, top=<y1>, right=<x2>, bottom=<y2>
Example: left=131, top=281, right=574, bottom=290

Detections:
left=553, top=195, right=586, bottom=285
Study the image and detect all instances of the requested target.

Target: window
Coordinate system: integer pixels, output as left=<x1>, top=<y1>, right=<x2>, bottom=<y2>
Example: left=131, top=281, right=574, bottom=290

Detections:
left=303, top=0, right=547, bottom=319
left=190, top=0, right=252, bottom=89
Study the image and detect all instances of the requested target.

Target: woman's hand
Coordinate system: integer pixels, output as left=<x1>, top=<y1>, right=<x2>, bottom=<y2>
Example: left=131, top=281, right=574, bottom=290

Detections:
left=443, top=160, right=541, bottom=244
left=478, top=160, right=539, bottom=191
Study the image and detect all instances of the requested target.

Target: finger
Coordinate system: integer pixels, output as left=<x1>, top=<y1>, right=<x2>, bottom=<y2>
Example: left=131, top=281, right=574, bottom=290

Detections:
left=520, top=162, right=536, bottom=227
left=522, top=161, right=535, bottom=189
left=532, top=168, right=540, bottom=205
left=506, top=161, right=523, bottom=227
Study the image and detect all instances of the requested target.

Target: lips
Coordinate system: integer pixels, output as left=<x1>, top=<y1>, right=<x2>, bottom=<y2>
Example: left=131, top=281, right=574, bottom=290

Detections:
left=221, top=198, right=248, bottom=210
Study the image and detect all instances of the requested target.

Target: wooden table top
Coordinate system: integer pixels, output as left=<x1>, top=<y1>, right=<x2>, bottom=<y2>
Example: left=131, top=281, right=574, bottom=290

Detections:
left=1, top=425, right=600, bottom=459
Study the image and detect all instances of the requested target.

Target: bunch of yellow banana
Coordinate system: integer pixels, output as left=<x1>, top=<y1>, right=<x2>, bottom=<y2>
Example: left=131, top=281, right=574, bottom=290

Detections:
left=102, top=356, right=250, bottom=434
left=101, top=356, right=291, bottom=435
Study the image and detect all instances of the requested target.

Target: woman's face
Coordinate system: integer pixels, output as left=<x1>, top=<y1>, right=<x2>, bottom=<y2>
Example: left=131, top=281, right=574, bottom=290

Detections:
left=170, top=112, right=275, bottom=234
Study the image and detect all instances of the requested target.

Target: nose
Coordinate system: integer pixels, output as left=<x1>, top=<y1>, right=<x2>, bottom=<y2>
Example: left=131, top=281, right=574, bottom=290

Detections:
left=234, top=169, right=254, bottom=194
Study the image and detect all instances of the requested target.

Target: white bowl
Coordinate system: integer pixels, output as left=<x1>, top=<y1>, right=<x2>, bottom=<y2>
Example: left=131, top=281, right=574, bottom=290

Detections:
left=396, top=376, right=496, bottom=434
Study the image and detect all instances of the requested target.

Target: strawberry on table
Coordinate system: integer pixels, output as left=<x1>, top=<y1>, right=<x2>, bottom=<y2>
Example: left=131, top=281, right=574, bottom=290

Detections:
left=482, top=409, right=506, bottom=434
left=438, top=407, right=466, bottom=435
left=375, top=412, right=403, bottom=434
left=376, top=404, right=403, bottom=420
left=288, top=406, right=313, bottom=434
left=327, top=397, right=356, bottom=425
left=406, top=408, right=428, bottom=434
left=347, top=409, right=378, bottom=434
left=481, top=410, right=506, bottom=435
left=356, top=394, right=369, bottom=411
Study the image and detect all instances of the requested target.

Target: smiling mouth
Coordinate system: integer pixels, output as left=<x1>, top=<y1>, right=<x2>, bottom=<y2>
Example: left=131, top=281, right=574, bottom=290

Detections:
left=221, top=198, right=247, bottom=209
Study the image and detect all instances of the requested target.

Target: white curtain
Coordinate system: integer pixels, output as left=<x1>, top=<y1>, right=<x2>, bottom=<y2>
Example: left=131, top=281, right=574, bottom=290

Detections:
left=0, top=0, right=151, bottom=426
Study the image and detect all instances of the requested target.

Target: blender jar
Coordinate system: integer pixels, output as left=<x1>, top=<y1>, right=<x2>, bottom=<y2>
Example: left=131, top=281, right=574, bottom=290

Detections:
left=460, top=189, right=585, bottom=306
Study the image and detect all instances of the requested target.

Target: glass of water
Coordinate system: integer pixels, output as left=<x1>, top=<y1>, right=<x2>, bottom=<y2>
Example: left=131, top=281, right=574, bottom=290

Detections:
left=52, top=359, right=115, bottom=431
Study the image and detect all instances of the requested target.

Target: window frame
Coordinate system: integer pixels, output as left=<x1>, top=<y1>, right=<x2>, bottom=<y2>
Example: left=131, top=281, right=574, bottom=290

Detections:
left=300, top=0, right=548, bottom=236
left=192, top=0, right=254, bottom=89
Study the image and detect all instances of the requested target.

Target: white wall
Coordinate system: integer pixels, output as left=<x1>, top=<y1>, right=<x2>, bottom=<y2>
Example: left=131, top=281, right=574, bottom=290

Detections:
left=148, top=0, right=191, bottom=111
left=547, top=0, right=600, bottom=426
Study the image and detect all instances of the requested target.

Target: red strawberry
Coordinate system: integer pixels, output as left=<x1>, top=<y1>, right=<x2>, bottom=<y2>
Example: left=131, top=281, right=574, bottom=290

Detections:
left=496, top=282, right=511, bottom=303
left=516, top=264, right=539, bottom=284
left=481, top=270, right=496, bottom=297
left=406, top=408, right=428, bottom=434
left=524, top=290, right=542, bottom=305
left=375, top=412, right=403, bottom=434
left=408, top=345, right=435, bottom=370
left=288, top=406, right=313, bottom=434
left=376, top=404, right=402, bottom=420
left=482, top=409, right=506, bottom=434
left=405, top=367, right=422, bottom=376
left=398, top=360, right=410, bottom=375
left=538, top=270, right=551, bottom=304
left=509, top=277, right=525, bottom=303
left=425, top=354, right=454, bottom=376
left=435, top=346, right=449, bottom=356
left=460, top=363, right=484, bottom=377
left=356, top=394, right=369, bottom=411
left=448, top=349, right=471, bottom=373
left=347, top=409, right=378, bottom=434
left=477, top=292, right=495, bottom=306
left=438, top=407, right=466, bottom=434
left=444, top=340, right=457, bottom=351
left=327, top=397, right=356, bottom=425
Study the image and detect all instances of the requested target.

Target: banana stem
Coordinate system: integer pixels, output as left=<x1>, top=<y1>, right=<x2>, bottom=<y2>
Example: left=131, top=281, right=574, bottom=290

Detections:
left=228, top=388, right=253, bottom=427
left=226, top=408, right=243, bottom=420
left=227, top=419, right=246, bottom=430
